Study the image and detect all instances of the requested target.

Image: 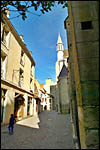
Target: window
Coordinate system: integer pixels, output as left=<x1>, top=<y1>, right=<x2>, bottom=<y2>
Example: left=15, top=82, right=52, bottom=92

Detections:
left=19, top=69, right=24, bottom=87
left=27, top=97, right=30, bottom=116
left=69, top=43, right=72, bottom=48
left=67, top=57, right=69, bottom=63
left=19, top=69, right=24, bottom=77
left=81, top=21, right=93, bottom=30
left=21, top=49, right=24, bottom=57
left=42, top=98, right=44, bottom=102
left=59, top=45, right=60, bottom=50
left=30, top=78, right=33, bottom=93
left=20, top=49, right=24, bottom=66
left=49, top=99, right=51, bottom=103
left=61, top=45, right=63, bottom=50
left=30, top=64, right=33, bottom=75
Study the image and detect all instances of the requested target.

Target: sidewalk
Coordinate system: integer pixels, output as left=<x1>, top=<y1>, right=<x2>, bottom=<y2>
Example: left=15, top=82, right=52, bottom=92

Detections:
left=16, top=114, right=40, bottom=129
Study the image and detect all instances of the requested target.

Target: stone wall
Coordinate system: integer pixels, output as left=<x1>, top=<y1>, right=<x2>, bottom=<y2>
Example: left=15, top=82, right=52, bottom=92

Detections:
left=50, top=85, right=56, bottom=110
left=58, top=78, right=70, bottom=114
left=65, top=1, right=99, bottom=149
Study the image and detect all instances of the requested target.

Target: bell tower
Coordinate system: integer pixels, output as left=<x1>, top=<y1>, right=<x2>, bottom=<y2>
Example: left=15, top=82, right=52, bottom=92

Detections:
left=56, top=32, right=64, bottom=61
left=56, top=33, right=64, bottom=81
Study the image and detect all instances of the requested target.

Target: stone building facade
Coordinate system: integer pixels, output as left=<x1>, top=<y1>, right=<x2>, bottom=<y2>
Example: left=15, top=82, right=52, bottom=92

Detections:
left=44, top=78, right=56, bottom=110
left=64, top=1, right=99, bottom=149
left=1, top=12, right=36, bottom=124
left=57, top=65, right=70, bottom=114
left=50, top=85, right=56, bottom=110
left=56, top=32, right=68, bottom=81
left=55, top=33, right=69, bottom=113
left=34, top=78, right=51, bottom=113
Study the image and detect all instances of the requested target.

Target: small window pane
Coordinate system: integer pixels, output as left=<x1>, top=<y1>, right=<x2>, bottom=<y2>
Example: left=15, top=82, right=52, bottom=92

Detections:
left=81, top=21, right=92, bottom=30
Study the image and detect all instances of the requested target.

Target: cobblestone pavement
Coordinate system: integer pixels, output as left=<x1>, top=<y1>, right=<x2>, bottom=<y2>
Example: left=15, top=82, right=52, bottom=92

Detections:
left=1, top=110, right=74, bottom=149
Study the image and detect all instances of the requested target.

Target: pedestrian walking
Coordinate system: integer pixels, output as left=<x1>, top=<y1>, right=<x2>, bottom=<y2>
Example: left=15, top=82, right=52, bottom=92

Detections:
left=8, top=114, right=16, bottom=135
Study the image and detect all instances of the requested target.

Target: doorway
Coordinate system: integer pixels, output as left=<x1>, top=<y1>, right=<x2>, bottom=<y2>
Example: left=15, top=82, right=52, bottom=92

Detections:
left=44, top=105, right=47, bottom=110
left=14, top=93, right=25, bottom=120
left=27, top=97, right=31, bottom=116
left=1, top=89, right=7, bottom=122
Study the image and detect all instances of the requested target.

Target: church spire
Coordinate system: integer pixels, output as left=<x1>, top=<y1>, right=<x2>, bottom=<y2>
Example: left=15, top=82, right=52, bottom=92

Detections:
left=56, top=32, right=64, bottom=62
left=57, top=32, right=63, bottom=44
left=57, top=32, right=64, bottom=52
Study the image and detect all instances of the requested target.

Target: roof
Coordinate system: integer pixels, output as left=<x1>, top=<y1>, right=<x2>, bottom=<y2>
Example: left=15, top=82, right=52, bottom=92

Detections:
left=58, top=64, right=68, bottom=78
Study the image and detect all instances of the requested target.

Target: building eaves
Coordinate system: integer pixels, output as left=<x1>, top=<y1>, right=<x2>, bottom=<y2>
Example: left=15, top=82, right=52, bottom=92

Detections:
left=3, top=14, right=35, bottom=66
left=64, top=16, right=69, bottom=29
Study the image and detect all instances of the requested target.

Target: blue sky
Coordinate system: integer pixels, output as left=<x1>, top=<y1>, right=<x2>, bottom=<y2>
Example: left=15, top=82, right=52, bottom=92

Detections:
left=9, top=3, right=68, bottom=85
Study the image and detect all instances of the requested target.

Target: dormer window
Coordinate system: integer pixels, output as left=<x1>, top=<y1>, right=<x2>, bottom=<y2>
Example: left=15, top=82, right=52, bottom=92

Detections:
left=2, top=28, right=6, bottom=44
left=2, top=27, right=8, bottom=43
left=1, top=25, right=10, bottom=49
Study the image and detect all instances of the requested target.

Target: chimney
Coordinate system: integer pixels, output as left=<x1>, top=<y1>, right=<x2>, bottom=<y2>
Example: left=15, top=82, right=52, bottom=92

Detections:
left=3, top=7, right=10, bottom=18
left=19, top=35, right=24, bottom=42
left=40, top=84, right=44, bottom=89
left=29, top=51, right=32, bottom=56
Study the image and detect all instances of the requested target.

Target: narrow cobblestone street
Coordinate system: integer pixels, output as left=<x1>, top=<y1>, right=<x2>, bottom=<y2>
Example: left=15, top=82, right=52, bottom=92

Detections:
left=1, top=110, right=74, bottom=149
